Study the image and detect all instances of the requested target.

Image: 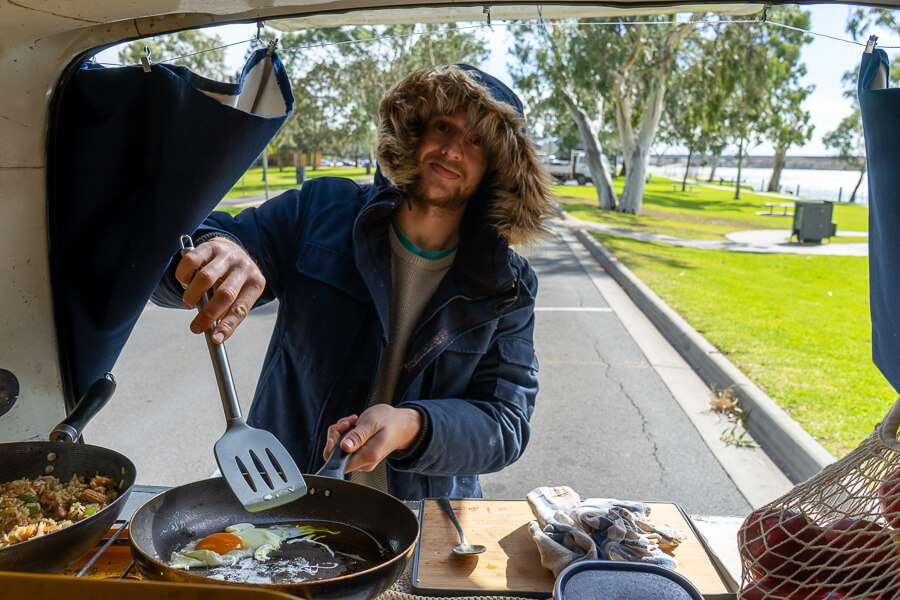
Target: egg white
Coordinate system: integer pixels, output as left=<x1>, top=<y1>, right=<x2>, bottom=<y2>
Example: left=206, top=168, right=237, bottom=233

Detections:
left=168, top=522, right=327, bottom=570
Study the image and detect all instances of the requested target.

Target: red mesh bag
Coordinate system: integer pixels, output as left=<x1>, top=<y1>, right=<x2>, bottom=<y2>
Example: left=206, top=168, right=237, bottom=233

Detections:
left=738, top=399, right=900, bottom=599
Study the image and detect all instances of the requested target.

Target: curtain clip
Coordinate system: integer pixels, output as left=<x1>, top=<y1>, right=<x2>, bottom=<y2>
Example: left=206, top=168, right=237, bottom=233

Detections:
left=483, top=6, right=492, bottom=27
left=140, top=46, right=152, bottom=72
left=266, top=39, right=278, bottom=57
left=257, top=20, right=265, bottom=42
left=760, top=4, right=770, bottom=23
left=866, top=34, right=878, bottom=54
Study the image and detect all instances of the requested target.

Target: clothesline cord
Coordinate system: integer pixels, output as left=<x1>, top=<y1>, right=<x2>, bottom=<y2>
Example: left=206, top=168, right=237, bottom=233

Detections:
left=94, top=15, right=899, bottom=67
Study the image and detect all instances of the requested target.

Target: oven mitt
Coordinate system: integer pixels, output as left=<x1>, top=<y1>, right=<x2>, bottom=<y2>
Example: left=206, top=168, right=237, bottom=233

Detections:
left=526, top=485, right=686, bottom=577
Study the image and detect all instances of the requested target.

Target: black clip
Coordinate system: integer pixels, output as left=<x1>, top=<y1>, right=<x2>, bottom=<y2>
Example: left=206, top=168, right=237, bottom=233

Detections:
left=483, top=5, right=492, bottom=27
left=760, top=4, right=770, bottom=23
left=140, top=46, right=152, bottom=72
left=866, top=34, right=878, bottom=54
left=266, top=39, right=278, bottom=58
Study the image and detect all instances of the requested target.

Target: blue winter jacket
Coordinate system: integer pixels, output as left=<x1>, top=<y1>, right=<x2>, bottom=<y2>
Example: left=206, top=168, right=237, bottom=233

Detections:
left=154, top=171, right=540, bottom=500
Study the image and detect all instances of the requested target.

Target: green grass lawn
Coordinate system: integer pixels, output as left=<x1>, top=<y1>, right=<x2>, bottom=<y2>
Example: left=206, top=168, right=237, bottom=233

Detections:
left=554, top=177, right=870, bottom=238
left=224, top=165, right=371, bottom=198
left=563, top=177, right=886, bottom=457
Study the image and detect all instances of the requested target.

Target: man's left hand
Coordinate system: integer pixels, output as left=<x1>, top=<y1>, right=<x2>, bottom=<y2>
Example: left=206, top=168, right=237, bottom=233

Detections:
left=322, top=405, right=422, bottom=473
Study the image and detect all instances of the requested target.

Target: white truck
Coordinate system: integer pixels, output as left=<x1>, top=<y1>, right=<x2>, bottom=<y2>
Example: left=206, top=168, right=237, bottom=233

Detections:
left=540, top=151, right=612, bottom=185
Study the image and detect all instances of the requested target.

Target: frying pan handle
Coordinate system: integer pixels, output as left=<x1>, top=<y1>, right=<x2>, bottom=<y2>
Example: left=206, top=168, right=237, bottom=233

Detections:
left=50, top=373, right=116, bottom=442
left=316, top=432, right=353, bottom=479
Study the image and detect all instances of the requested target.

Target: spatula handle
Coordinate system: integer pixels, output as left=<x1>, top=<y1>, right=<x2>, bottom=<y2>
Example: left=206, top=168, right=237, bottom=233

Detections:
left=316, top=431, right=353, bottom=479
left=180, top=235, right=243, bottom=423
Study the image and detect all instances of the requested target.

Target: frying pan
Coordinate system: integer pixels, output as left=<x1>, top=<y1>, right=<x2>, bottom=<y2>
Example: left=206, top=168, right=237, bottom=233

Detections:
left=0, top=374, right=137, bottom=573
left=129, top=447, right=419, bottom=600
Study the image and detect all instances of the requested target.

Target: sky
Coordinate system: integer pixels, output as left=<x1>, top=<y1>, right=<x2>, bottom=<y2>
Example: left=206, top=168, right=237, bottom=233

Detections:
left=97, top=3, right=899, bottom=157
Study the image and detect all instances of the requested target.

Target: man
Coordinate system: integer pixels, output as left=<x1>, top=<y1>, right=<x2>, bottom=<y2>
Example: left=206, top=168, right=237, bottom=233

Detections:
left=153, top=64, right=556, bottom=500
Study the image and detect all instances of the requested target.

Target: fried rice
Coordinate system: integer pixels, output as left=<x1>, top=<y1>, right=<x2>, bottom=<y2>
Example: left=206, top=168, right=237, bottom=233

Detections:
left=0, top=474, right=118, bottom=548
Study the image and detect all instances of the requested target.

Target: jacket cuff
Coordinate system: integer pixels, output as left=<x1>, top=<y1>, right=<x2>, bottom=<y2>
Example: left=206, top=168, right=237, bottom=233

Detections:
left=195, top=230, right=243, bottom=248
left=389, top=405, right=431, bottom=464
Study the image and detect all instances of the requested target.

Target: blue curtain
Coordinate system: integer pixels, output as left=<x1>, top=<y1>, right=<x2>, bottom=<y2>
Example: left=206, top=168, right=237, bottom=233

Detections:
left=859, top=48, right=900, bottom=394
left=48, top=48, right=293, bottom=404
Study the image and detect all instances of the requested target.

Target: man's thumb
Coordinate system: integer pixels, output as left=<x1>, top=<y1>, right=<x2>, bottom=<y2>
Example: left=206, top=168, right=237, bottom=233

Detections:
left=340, top=425, right=371, bottom=452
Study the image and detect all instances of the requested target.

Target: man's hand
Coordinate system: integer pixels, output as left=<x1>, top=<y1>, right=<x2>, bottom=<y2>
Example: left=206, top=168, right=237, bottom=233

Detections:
left=177, top=237, right=265, bottom=344
left=322, top=405, right=423, bottom=472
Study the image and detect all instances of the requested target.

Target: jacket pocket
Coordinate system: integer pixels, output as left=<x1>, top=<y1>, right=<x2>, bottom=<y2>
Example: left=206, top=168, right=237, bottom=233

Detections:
left=296, top=242, right=370, bottom=302
left=497, top=337, right=540, bottom=372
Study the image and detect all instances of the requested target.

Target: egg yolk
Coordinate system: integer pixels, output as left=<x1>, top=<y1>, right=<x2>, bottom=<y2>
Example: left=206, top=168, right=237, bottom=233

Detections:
left=195, top=532, right=244, bottom=555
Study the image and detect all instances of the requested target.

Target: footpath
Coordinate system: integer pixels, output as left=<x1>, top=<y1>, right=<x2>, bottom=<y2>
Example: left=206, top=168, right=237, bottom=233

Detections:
left=562, top=215, right=868, bottom=257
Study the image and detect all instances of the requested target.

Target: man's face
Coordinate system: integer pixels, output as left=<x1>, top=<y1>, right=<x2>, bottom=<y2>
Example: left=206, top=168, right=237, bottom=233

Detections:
left=410, top=107, right=488, bottom=210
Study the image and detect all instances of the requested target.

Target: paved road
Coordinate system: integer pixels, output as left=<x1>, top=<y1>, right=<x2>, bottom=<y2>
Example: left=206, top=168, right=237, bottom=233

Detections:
left=86, top=221, right=790, bottom=517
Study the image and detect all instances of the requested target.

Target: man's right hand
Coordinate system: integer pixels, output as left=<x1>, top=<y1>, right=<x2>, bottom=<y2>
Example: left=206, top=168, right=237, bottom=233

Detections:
left=176, top=237, right=266, bottom=344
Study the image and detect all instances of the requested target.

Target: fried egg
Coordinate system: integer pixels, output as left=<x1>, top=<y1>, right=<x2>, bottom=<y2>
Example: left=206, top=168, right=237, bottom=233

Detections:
left=168, top=522, right=336, bottom=570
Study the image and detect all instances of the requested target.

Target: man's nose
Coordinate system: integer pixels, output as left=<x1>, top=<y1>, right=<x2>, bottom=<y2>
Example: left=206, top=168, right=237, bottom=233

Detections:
left=441, top=134, right=465, bottom=160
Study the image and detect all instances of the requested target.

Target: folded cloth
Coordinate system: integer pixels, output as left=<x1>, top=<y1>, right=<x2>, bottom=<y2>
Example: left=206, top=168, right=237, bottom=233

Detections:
left=526, top=486, right=687, bottom=577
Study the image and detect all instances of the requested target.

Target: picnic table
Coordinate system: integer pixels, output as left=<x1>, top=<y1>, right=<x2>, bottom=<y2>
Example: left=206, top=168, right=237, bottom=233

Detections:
left=758, top=202, right=794, bottom=216
left=671, top=183, right=697, bottom=192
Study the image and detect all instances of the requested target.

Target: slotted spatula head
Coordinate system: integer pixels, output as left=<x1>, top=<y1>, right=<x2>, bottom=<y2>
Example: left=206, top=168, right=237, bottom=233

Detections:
left=180, top=234, right=307, bottom=512
left=215, top=420, right=308, bottom=512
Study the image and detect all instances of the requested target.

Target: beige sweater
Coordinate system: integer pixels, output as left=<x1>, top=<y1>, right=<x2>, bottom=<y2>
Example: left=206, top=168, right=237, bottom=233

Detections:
left=351, top=222, right=456, bottom=491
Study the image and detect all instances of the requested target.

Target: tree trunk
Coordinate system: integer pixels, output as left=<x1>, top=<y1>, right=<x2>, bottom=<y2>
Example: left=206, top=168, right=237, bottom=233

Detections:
left=610, top=18, right=695, bottom=214
left=560, top=91, right=617, bottom=210
left=682, top=145, right=694, bottom=192
left=734, top=136, right=745, bottom=200
left=616, top=79, right=667, bottom=214
left=367, top=128, right=375, bottom=175
left=850, top=167, right=866, bottom=203
left=619, top=145, right=650, bottom=214
left=767, top=147, right=786, bottom=192
left=707, top=154, right=720, bottom=182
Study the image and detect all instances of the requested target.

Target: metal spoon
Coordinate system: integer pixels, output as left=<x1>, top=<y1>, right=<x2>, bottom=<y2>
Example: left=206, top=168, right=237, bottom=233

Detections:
left=438, top=497, right=486, bottom=555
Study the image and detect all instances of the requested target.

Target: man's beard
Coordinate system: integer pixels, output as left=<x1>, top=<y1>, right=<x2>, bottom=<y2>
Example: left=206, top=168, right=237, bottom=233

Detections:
left=408, top=172, right=470, bottom=211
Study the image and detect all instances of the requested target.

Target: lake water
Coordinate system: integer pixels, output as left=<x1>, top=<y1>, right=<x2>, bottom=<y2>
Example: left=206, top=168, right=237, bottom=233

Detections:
left=647, top=164, right=869, bottom=204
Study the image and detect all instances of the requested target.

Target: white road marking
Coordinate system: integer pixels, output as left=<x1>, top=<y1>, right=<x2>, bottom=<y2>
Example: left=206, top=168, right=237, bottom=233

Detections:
left=534, top=307, right=613, bottom=312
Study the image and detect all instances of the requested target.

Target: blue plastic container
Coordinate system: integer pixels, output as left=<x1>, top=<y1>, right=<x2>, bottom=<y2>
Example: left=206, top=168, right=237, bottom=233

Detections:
left=553, top=560, right=704, bottom=600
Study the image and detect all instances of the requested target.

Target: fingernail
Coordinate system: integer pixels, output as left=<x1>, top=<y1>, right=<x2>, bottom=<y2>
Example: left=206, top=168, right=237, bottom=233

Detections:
left=212, top=332, right=224, bottom=343
left=181, top=282, right=188, bottom=289
left=343, top=438, right=356, bottom=451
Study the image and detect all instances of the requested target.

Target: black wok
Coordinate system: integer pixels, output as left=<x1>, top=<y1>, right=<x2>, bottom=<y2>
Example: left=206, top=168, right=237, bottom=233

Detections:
left=0, top=374, right=137, bottom=573
left=129, top=449, right=419, bottom=600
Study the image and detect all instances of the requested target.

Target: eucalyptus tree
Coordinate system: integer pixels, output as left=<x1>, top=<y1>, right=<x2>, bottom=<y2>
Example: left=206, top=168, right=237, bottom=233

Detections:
left=511, top=13, right=701, bottom=214
left=510, top=20, right=618, bottom=209
left=660, top=30, right=728, bottom=191
left=117, top=30, right=231, bottom=81
left=611, top=15, right=701, bottom=212
left=715, top=17, right=769, bottom=200
left=290, top=64, right=343, bottom=171
left=823, top=70, right=871, bottom=204
left=762, top=6, right=815, bottom=193
left=824, top=110, right=866, bottom=203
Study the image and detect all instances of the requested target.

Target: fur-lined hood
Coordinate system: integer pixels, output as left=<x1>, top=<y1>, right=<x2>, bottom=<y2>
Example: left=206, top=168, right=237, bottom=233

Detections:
left=377, top=64, right=556, bottom=247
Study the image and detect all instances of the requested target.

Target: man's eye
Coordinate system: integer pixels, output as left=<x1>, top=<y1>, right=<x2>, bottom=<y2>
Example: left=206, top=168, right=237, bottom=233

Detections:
left=435, top=121, right=450, bottom=132
left=469, top=136, right=483, bottom=146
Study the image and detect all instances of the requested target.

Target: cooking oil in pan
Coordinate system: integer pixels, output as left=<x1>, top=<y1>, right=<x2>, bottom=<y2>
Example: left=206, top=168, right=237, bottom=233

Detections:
left=180, top=520, right=388, bottom=585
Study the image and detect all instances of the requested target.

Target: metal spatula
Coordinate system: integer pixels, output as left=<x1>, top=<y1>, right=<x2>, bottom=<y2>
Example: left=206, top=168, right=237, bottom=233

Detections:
left=180, top=235, right=307, bottom=512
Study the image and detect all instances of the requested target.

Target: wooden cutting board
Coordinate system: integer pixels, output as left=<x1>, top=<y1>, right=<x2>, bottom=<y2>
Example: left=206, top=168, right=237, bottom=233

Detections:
left=411, top=499, right=738, bottom=599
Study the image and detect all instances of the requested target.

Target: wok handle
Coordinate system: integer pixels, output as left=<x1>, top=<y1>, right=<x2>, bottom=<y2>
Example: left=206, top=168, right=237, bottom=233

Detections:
left=50, top=373, right=116, bottom=442
left=180, top=235, right=243, bottom=424
left=316, top=432, right=353, bottom=479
